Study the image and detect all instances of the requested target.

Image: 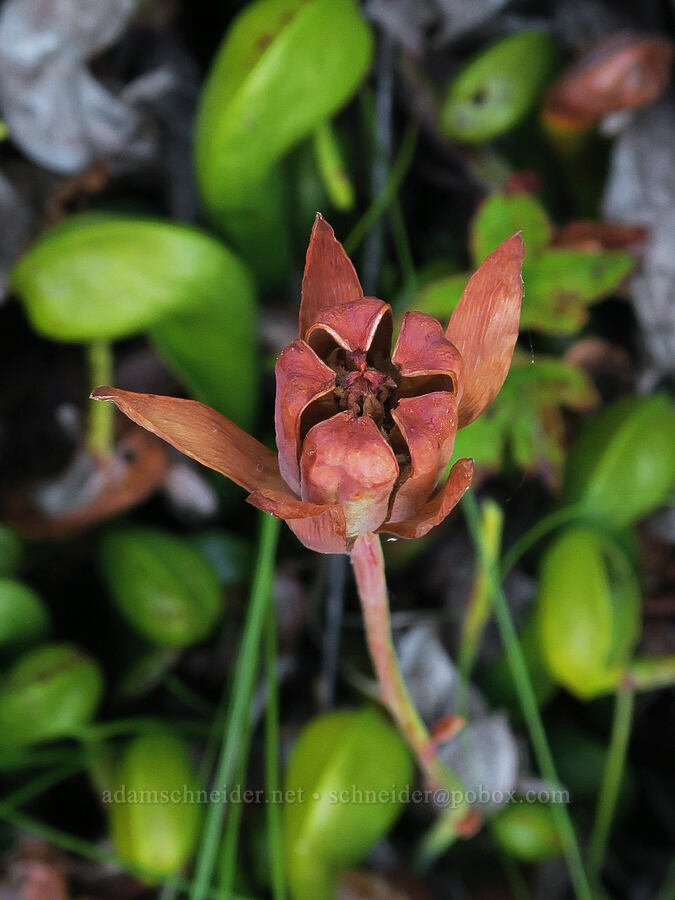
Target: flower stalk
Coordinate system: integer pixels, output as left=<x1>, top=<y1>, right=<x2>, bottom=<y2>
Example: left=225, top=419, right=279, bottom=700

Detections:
left=85, top=340, right=114, bottom=459
left=350, top=532, right=471, bottom=831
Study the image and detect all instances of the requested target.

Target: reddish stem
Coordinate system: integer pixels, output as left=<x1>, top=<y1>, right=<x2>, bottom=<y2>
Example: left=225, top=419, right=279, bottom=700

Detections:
left=350, top=532, right=472, bottom=828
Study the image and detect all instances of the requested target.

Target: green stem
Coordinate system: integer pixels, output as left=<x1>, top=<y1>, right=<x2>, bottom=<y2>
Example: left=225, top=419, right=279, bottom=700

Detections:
left=343, top=124, right=419, bottom=256
left=265, top=600, right=286, bottom=900
left=587, top=684, right=634, bottom=883
left=350, top=533, right=471, bottom=828
left=313, top=120, right=355, bottom=212
left=500, top=503, right=587, bottom=577
left=626, top=655, right=675, bottom=691
left=218, top=705, right=256, bottom=898
left=86, top=340, right=114, bottom=458
left=462, top=491, right=592, bottom=900
left=189, top=513, right=280, bottom=900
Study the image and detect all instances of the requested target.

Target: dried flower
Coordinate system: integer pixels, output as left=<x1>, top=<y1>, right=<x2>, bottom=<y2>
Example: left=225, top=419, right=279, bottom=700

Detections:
left=92, top=216, right=524, bottom=553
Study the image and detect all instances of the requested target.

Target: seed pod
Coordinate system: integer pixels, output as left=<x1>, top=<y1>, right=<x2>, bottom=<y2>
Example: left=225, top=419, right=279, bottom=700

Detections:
left=0, top=578, right=50, bottom=652
left=492, top=801, right=562, bottom=861
left=107, top=728, right=201, bottom=881
left=283, top=707, right=412, bottom=900
left=562, top=394, right=675, bottom=528
left=99, top=528, right=223, bottom=647
left=536, top=527, right=640, bottom=699
left=441, top=32, right=557, bottom=143
left=0, top=643, right=103, bottom=746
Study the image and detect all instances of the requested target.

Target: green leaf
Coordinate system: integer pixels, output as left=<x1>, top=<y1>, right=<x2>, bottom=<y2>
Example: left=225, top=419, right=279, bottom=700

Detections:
left=471, top=191, right=552, bottom=264
left=535, top=528, right=641, bottom=699
left=520, top=248, right=634, bottom=334
left=451, top=354, right=598, bottom=486
left=194, top=0, right=373, bottom=283
left=562, top=394, right=675, bottom=527
left=107, top=728, right=202, bottom=881
left=440, top=31, right=557, bottom=143
left=11, top=215, right=257, bottom=426
left=99, top=528, right=224, bottom=648
left=0, top=578, right=50, bottom=653
left=0, top=643, right=103, bottom=747
left=283, top=707, right=412, bottom=900
left=492, top=802, right=563, bottom=862
left=413, top=247, right=634, bottom=336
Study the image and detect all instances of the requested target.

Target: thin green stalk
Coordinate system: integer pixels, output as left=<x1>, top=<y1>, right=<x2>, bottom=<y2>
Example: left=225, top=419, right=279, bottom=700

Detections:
left=1, top=761, right=83, bottom=809
left=389, top=198, right=417, bottom=298
left=166, top=675, right=216, bottom=717
left=265, top=601, right=286, bottom=900
left=462, top=490, right=592, bottom=900
left=189, top=513, right=280, bottom=900
left=86, top=340, right=114, bottom=458
left=587, top=684, right=634, bottom=883
left=627, top=655, right=675, bottom=691
left=343, top=124, right=418, bottom=256
left=500, top=503, right=587, bottom=577
left=313, top=119, right=355, bottom=212
left=218, top=705, right=256, bottom=898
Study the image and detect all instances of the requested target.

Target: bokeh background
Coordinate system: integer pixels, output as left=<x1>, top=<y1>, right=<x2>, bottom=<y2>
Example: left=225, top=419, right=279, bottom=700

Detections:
left=0, top=1, right=673, bottom=898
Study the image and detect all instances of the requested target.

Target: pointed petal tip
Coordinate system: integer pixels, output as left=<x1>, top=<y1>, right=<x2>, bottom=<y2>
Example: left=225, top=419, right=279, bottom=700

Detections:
left=90, top=386, right=113, bottom=401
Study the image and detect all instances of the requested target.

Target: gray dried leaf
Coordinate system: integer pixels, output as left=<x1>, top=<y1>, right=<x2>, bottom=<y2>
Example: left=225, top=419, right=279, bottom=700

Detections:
left=602, top=99, right=675, bottom=381
left=0, top=170, right=32, bottom=297
left=0, top=0, right=154, bottom=173
left=397, top=623, right=520, bottom=812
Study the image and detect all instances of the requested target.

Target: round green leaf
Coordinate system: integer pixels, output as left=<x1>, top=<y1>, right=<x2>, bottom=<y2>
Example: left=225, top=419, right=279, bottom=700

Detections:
left=11, top=215, right=258, bottom=426
left=492, top=801, right=562, bottom=862
left=107, top=728, right=201, bottom=881
left=0, top=578, right=50, bottom=652
left=194, top=0, right=373, bottom=281
left=99, top=528, right=223, bottom=648
left=562, top=394, right=675, bottom=527
left=536, top=527, right=641, bottom=699
left=283, top=707, right=412, bottom=900
left=0, top=643, right=103, bottom=747
left=441, top=32, right=557, bottom=143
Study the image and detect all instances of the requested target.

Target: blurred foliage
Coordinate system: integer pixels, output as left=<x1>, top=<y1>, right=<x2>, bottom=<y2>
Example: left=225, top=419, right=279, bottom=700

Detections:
left=99, top=528, right=224, bottom=648
left=195, top=0, right=372, bottom=285
left=440, top=32, right=558, bottom=143
left=283, top=708, right=412, bottom=899
left=0, top=578, right=50, bottom=653
left=492, top=801, right=563, bottom=861
left=0, top=643, right=103, bottom=747
left=0, top=526, right=22, bottom=577
left=10, top=215, right=258, bottom=426
left=107, top=728, right=202, bottom=881
left=535, top=528, right=641, bottom=699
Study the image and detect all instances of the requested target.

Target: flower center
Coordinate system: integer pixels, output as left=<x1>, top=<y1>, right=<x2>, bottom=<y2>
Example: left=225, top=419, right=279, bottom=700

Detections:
left=330, top=349, right=400, bottom=428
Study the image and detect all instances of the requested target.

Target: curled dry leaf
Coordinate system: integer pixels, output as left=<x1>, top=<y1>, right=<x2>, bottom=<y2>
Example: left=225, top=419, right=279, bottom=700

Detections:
left=5, top=429, right=169, bottom=539
left=544, top=32, right=674, bottom=129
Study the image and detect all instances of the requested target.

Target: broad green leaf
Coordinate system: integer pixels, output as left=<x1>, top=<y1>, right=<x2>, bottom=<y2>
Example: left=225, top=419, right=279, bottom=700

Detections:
left=284, top=708, right=412, bottom=900
left=11, top=215, right=257, bottom=426
left=451, top=354, right=597, bottom=486
left=0, top=579, right=50, bottom=652
left=195, top=0, right=373, bottom=283
left=535, top=528, right=640, bottom=699
left=440, top=32, right=557, bottom=143
left=108, top=728, right=201, bottom=880
left=562, top=394, right=675, bottom=527
left=471, top=191, right=552, bottom=264
left=413, top=248, right=634, bottom=335
left=0, top=643, right=103, bottom=747
left=99, top=528, right=223, bottom=648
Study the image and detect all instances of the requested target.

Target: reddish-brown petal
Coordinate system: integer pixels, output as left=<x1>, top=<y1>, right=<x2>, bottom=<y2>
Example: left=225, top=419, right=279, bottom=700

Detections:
left=446, top=234, right=524, bottom=428
left=392, top=311, right=463, bottom=398
left=387, top=392, right=458, bottom=524
left=247, top=489, right=348, bottom=554
left=305, top=297, right=393, bottom=360
left=274, top=340, right=336, bottom=494
left=91, top=387, right=288, bottom=496
left=299, top=213, right=363, bottom=339
left=378, top=458, right=474, bottom=539
left=300, top=411, right=399, bottom=538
